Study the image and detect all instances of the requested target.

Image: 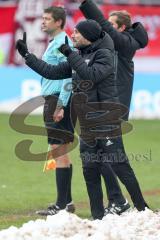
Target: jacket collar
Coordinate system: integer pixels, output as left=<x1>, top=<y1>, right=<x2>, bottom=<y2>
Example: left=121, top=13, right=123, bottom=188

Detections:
left=80, top=32, right=114, bottom=54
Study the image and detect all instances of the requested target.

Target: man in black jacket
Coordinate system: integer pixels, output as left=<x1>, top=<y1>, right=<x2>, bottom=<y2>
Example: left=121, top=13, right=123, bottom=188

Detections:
left=78, top=0, right=149, bottom=212
left=16, top=19, right=147, bottom=219
left=79, top=1, right=148, bottom=115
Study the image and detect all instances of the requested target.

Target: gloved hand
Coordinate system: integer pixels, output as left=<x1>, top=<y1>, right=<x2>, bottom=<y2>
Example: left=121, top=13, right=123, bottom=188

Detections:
left=58, top=36, right=72, bottom=57
left=16, top=32, right=29, bottom=58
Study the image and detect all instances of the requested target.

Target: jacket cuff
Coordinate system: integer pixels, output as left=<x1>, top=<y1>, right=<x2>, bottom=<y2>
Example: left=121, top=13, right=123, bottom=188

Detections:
left=56, top=99, right=64, bottom=109
left=67, top=51, right=84, bottom=69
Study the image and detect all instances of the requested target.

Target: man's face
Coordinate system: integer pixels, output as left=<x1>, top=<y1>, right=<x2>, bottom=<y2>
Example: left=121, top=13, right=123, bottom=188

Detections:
left=71, top=28, right=91, bottom=48
left=41, top=13, right=61, bottom=35
left=108, top=15, right=125, bottom=32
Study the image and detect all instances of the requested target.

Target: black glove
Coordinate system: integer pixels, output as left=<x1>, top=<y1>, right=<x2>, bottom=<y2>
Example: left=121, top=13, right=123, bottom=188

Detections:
left=58, top=36, right=72, bottom=57
left=16, top=32, right=29, bottom=58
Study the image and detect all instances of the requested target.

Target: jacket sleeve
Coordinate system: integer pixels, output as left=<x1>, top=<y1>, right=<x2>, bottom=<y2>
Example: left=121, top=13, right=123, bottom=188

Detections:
left=67, top=50, right=114, bottom=84
left=79, top=0, right=139, bottom=52
left=55, top=36, right=73, bottom=107
left=56, top=53, right=72, bottom=107
left=57, top=78, right=72, bottom=107
left=25, top=53, right=72, bottom=80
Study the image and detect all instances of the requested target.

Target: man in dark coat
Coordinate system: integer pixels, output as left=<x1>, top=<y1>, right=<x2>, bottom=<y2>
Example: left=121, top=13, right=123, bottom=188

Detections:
left=16, top=19, right=148, bottom=219
left=78, top=0, right=149, bottom=212
left=79, top=0, right=148, bottom=116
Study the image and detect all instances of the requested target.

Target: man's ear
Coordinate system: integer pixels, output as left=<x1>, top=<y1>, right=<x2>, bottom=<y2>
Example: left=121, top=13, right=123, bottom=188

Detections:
left=56, top=19, right=63, bottom=28
left=119, top=24, right=126, bottom=32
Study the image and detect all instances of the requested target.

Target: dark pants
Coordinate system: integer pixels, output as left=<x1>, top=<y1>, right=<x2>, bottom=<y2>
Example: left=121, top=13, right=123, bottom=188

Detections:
left=80, top=136, right=147, bottom=219
left=111, top=162, right=148, bottom=211
left=43, top=94, right=74, bottom=144
left=83, top=164, right=104, bottom=219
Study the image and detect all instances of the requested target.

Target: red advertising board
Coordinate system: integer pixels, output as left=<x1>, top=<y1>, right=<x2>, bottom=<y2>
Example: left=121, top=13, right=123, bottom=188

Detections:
left=0, top=3, right=160, bottom=64
left=0, top=6, right=17, bottom=34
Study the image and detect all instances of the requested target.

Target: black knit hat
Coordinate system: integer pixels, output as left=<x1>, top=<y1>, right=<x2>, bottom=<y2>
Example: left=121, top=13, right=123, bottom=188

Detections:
left=75, top=19, right=102, bottom=42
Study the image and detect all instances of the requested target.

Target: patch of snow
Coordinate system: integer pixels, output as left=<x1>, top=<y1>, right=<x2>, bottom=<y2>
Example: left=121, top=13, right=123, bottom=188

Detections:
left=0, top=209, right=160, bottom=240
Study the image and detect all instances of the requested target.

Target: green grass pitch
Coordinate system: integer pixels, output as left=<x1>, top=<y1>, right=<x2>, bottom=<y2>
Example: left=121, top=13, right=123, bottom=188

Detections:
left=0, top=113, right=159, bottom=229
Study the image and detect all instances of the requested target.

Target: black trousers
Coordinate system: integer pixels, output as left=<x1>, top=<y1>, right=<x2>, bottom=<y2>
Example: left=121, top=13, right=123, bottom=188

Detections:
left=80, top=136, right=147, bottom=219
left=43, top=94, right=74, bottom=145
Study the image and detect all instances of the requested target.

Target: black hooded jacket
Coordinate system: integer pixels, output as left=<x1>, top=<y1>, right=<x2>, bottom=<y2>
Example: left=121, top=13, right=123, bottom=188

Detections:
left=25, top=32, right=119, bottom=104
left=79, top=0, right=149, bottom=119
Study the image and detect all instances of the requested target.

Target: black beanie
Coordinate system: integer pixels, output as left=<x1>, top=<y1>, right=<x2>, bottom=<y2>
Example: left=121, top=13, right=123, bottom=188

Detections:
left=75, top=19, right=102, bottom=42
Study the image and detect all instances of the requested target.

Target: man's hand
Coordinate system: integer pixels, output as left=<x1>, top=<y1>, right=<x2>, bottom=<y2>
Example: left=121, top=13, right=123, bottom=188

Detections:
left=53, top=108, right=64, bottom=122
left=16, top=32, right=29, bottom=58
left=58, top=36, right=72, bottom=57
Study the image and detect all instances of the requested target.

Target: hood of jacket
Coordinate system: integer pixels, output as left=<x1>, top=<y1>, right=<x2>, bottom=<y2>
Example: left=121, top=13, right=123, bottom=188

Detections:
left=128, top=22, right=148, bottom=48
left=80, top=31, right=114, bottom=54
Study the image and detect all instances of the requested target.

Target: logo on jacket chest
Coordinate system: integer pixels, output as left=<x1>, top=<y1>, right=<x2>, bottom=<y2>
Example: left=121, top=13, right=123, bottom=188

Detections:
left=71, top=59, right=90, bottom=75
left=85, top=59, right=90, bottom=65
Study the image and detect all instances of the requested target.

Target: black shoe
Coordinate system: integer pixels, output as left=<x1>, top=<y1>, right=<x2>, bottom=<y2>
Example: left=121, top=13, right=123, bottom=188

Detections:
left=65, top=202, right=76, bottom=213
left=105, top=199, right=131, bottom=215
left=36, top=204, right=60, bottom=216
left=144, top=201, right=150, bottom=209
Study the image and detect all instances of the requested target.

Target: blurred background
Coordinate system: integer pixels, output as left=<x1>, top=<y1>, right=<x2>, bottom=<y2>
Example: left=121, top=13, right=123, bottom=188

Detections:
left=0, top=0, right=160, bottom=118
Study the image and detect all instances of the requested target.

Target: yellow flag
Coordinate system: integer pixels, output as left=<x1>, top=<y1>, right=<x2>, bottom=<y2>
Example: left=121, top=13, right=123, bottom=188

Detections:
left=43, top=145, right=56, bottom=172
left=43, top=159, right=56, bottom=172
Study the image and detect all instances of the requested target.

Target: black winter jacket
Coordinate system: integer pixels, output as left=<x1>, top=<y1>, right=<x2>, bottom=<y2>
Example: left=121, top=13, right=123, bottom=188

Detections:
left=25, top=32, right=119, bottom=105
left=80, top=0, right=148, bottom=119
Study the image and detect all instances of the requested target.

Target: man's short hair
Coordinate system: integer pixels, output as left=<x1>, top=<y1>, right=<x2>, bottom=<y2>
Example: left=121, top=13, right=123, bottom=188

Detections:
left=44, top=6, right=66, bottom=29
left=109, top=10, right=132, bottom=30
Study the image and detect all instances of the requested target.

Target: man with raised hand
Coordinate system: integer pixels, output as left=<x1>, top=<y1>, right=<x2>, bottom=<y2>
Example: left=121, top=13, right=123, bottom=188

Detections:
left=78, top=0, right=149, bottom=213
left=16, top=19, right=122, bottom=219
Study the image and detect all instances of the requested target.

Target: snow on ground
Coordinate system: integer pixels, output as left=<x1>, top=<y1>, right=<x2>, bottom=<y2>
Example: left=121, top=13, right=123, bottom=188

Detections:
left=0, top=209, right=160, bottom=240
